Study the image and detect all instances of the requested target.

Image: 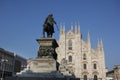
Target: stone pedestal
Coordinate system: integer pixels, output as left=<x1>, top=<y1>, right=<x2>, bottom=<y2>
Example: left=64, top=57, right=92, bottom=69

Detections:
left=29, top=58, right=56, bottom=73
left=17, top=58, right=64, bottom=78
left=36, top=38, right=58, bottom=60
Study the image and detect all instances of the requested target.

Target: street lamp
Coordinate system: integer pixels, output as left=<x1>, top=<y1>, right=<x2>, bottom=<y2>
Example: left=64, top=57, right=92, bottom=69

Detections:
left=1, top=59, right=8, bottom=80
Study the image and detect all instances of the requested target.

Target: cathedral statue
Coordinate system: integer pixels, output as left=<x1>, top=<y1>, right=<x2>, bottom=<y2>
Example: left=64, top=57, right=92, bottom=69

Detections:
left=43, top=14, right=57, bottom=38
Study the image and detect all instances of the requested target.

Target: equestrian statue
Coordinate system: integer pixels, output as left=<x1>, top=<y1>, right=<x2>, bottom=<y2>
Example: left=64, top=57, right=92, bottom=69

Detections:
left=43, top=14, right=58, bottom=38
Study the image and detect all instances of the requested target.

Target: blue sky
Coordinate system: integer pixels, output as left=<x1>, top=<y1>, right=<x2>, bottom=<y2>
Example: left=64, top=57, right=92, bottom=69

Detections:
left=0, top=0, right=120, bottom=70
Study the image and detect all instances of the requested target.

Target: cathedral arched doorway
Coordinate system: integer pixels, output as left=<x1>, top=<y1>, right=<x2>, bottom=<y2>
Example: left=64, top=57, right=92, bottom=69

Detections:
left=84, top=75, right=87, bottom=80
left=93, top=75, right=98, bottom=80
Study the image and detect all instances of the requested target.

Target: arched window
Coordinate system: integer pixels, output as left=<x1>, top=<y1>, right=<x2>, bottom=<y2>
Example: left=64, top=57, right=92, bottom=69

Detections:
left=94, top=75, right=98, bottom=80
left=68, top=56, right=72, bottom=62
left=94, top=64, right=97, bottom=69
left=83, top=64, right=87, bottom=69
left=84, top=75, right=87, bottom=80
left=83, top=53, right=86, bottom=60
left=68, top=39, right=72, bottom=50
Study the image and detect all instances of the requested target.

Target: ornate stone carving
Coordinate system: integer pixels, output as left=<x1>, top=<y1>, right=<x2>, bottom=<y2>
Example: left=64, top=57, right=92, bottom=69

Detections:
left=36, top=38, right=58, bottom=60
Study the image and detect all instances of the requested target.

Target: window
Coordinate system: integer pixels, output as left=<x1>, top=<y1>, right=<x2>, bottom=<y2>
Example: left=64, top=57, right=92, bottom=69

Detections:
left=94, top=64, right=97, bottom=69
left=68, top=39, right=72, bottom=50
left=68, top=56, right=72, bottom=62
left=83, top=64, right=87, bottom=69
left=84, top=75, right=87, bottom=80
left=94, top=75, right=98, bottom=80
left=83, top=53, right=86, bottom=60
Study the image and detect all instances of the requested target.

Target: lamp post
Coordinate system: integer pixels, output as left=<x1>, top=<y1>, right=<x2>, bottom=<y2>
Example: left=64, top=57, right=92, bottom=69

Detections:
left=1, top=59, right=8, bottom=80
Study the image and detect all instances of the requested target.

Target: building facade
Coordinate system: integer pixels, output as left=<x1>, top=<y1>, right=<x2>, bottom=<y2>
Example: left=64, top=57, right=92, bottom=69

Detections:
left=56, top=24, right=106, bottom=80
left=0, top=48, right=27, bottom=78
left=14, top=54, right=27, bottom=74
left=0, top=48, right=14, bottom=78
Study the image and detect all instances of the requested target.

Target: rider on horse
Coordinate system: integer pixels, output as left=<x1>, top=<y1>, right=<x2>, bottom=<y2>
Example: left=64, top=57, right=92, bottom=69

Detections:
left=43, top=14, right=56, bottom=37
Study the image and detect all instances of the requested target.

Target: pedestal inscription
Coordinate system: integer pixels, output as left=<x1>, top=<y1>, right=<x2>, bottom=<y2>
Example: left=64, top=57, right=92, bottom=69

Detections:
left=29, top=58, right=56, bottom=73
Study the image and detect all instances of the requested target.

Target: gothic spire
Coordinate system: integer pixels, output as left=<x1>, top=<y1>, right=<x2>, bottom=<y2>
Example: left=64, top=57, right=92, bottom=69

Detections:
left=87, top=32, right=91, bottom=51
left=100, top=39, right=104, bottom=52
left=63, top=23, right=65, bottom=34
left=75, top=23, right=77, bottom=34
left=71, top=22, right=74, bottom=31
left=60, top=23, right=63, bottom=34
left=97, top=39, right=100, bottom=49
left=77, top=24, right=80, bottom=33
left=97, top=38, right=104, bottom=53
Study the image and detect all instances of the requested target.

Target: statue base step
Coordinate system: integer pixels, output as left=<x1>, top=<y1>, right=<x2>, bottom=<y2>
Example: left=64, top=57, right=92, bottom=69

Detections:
left=5, top=77, right=80, bottom=80
left=17, top=58, right=58, bottom=75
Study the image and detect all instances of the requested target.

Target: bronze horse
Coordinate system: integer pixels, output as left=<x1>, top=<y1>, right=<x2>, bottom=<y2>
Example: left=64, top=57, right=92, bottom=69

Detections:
left=43, top=14, right=57, bottom=38
left=43, top=23, right=53, bottom=38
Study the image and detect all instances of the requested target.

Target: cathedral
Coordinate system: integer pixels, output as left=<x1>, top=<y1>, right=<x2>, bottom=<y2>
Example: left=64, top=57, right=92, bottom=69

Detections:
left=56, top=24, right=106, bottom=80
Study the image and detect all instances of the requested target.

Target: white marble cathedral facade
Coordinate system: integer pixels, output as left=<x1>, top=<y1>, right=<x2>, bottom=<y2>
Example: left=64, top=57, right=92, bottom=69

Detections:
left=56, top=24, right=106, bottom=80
